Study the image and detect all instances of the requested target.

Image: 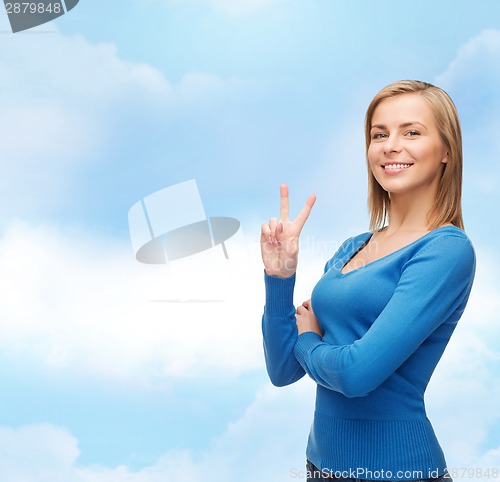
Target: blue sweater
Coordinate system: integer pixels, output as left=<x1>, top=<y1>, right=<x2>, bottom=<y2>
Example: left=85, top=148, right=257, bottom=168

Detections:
left=262, top=226, right=475, bottom=481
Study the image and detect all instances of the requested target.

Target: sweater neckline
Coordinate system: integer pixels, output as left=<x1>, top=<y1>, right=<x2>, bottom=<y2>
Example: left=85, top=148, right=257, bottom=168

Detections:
left=340, top=225, right=463, bottom=277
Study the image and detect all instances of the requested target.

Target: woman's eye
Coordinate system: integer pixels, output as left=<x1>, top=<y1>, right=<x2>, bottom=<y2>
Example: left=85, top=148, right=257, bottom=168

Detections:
left=372, top=133, right=387, bottom=139
left=406, top=130, right=420, bottom=137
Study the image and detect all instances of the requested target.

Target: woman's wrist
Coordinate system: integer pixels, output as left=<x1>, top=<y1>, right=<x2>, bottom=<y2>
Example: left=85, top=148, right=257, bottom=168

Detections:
left=264, top=268, right=296, bottom=279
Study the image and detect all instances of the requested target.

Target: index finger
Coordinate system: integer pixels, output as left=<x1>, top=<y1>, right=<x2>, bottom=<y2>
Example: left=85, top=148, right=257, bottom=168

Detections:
left=279, top=183, right=289, bottom=222
left=294, top=193, right=316, bottom=231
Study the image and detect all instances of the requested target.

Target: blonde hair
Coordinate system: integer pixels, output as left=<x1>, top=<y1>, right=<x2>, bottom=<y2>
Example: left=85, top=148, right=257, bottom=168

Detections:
left=364, top=80, right=464, bottom=231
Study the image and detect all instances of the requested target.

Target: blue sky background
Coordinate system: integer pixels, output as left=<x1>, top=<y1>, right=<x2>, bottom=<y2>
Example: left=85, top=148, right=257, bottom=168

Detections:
left=1, top=1, right=500, bottom=480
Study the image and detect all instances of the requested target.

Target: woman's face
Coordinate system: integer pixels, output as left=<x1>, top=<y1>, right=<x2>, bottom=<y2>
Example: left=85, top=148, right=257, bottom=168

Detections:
left=367, top=93, right=448, bottom=198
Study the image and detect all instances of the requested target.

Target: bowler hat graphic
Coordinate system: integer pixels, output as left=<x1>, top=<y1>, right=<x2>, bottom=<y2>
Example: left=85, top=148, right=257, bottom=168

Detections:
left=4, top=0, right=79, bottom=33
left=128, top=180, right=240, bottom=264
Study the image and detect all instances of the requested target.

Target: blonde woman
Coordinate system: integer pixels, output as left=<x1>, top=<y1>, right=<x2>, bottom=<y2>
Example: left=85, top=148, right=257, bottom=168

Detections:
left=261, top=80, right=475, bottom=481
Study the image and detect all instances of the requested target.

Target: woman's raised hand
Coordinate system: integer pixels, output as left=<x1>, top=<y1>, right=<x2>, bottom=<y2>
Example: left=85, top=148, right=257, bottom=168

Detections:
left=261, top=183, right=316, bottom=278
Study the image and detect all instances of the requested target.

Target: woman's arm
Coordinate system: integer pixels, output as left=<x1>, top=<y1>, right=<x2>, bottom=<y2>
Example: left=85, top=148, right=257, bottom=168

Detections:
left=293, top=234, right=476, bottom=397
left=260, top=184, right=316, bottom=386
left=262, top=273, right=306, bottom=386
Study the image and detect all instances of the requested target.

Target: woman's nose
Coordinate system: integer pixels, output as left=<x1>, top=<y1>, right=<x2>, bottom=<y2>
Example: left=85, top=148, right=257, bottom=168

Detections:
left=383, top=135, right=402, bottom=154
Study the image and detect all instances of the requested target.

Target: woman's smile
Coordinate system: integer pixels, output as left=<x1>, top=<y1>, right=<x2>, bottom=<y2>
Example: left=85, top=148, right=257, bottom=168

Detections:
left=382, top=162, right=413, bottom=174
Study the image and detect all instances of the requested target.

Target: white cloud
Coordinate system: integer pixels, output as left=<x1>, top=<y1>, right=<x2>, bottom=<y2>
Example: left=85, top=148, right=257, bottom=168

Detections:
left=430, top=28, right=500, bottom=246
left=4, top=312, right=500, bottom=482
left=1, top=221, right=499, bottom=480
left=435, top=29, right=500, bottom=109
left=0, top=424, right=80, bottom=482
left=0, top=380, right=315, bottom=482
left=126, top=381, right=315, bottom=482
left=0, top=221, right=270, bottom=380
left=0, top=31, right=161, bottom=217
left=0, top=217, right=330, bottom=382
left=0, top=30, right=251, bottom=220
left=475, top=447, right=500, bottom=478
left=0, top=30, right=171, bottom=106
left=0, top=29, right=251, bottom=115
left=1, top=32, right=246, bottom=107
left=434, top=29, right=500, bottom=200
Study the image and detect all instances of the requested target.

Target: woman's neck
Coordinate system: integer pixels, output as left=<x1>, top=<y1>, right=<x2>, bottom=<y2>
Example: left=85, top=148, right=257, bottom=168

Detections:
left=384, top=189, right=436, bottom=235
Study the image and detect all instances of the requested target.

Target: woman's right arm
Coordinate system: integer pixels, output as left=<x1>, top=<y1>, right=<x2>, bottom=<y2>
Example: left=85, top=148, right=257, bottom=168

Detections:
left=260, top=184, right=316, bottom=386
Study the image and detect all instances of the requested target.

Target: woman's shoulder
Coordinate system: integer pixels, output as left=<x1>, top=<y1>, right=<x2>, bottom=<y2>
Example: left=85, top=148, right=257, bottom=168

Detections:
left=408, top=225, right=476, bottom=276
left=418, top=225, right=474, bottom=252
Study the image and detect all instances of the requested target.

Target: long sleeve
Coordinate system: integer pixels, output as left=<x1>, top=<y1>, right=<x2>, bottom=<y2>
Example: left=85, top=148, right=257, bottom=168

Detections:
left=261, top=272, right=306, bottom=386
left=293, top=234, right=476, bottom=398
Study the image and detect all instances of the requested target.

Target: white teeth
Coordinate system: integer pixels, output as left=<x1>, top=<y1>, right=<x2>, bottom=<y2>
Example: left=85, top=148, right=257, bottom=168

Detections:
left=384, top=164, right=412, bottom=170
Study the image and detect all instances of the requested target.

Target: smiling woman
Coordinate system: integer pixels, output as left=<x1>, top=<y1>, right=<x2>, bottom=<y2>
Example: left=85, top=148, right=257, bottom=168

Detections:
left=260, top=80, right=476, bottom=481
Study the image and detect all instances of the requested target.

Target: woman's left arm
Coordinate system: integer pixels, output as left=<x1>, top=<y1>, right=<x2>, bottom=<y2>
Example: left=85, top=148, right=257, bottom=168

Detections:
left=293, top=235, right=476, bottom=397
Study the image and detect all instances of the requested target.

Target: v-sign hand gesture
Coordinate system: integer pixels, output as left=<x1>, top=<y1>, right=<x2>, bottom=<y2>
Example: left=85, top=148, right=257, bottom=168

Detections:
left=261, top=183, right=316, bottom=278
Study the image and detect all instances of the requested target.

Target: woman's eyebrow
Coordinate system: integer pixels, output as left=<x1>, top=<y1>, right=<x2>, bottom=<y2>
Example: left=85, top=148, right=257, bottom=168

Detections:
left=371, top=121, right=427, bottom=130
left=400, top=121, right=427, bottom=129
